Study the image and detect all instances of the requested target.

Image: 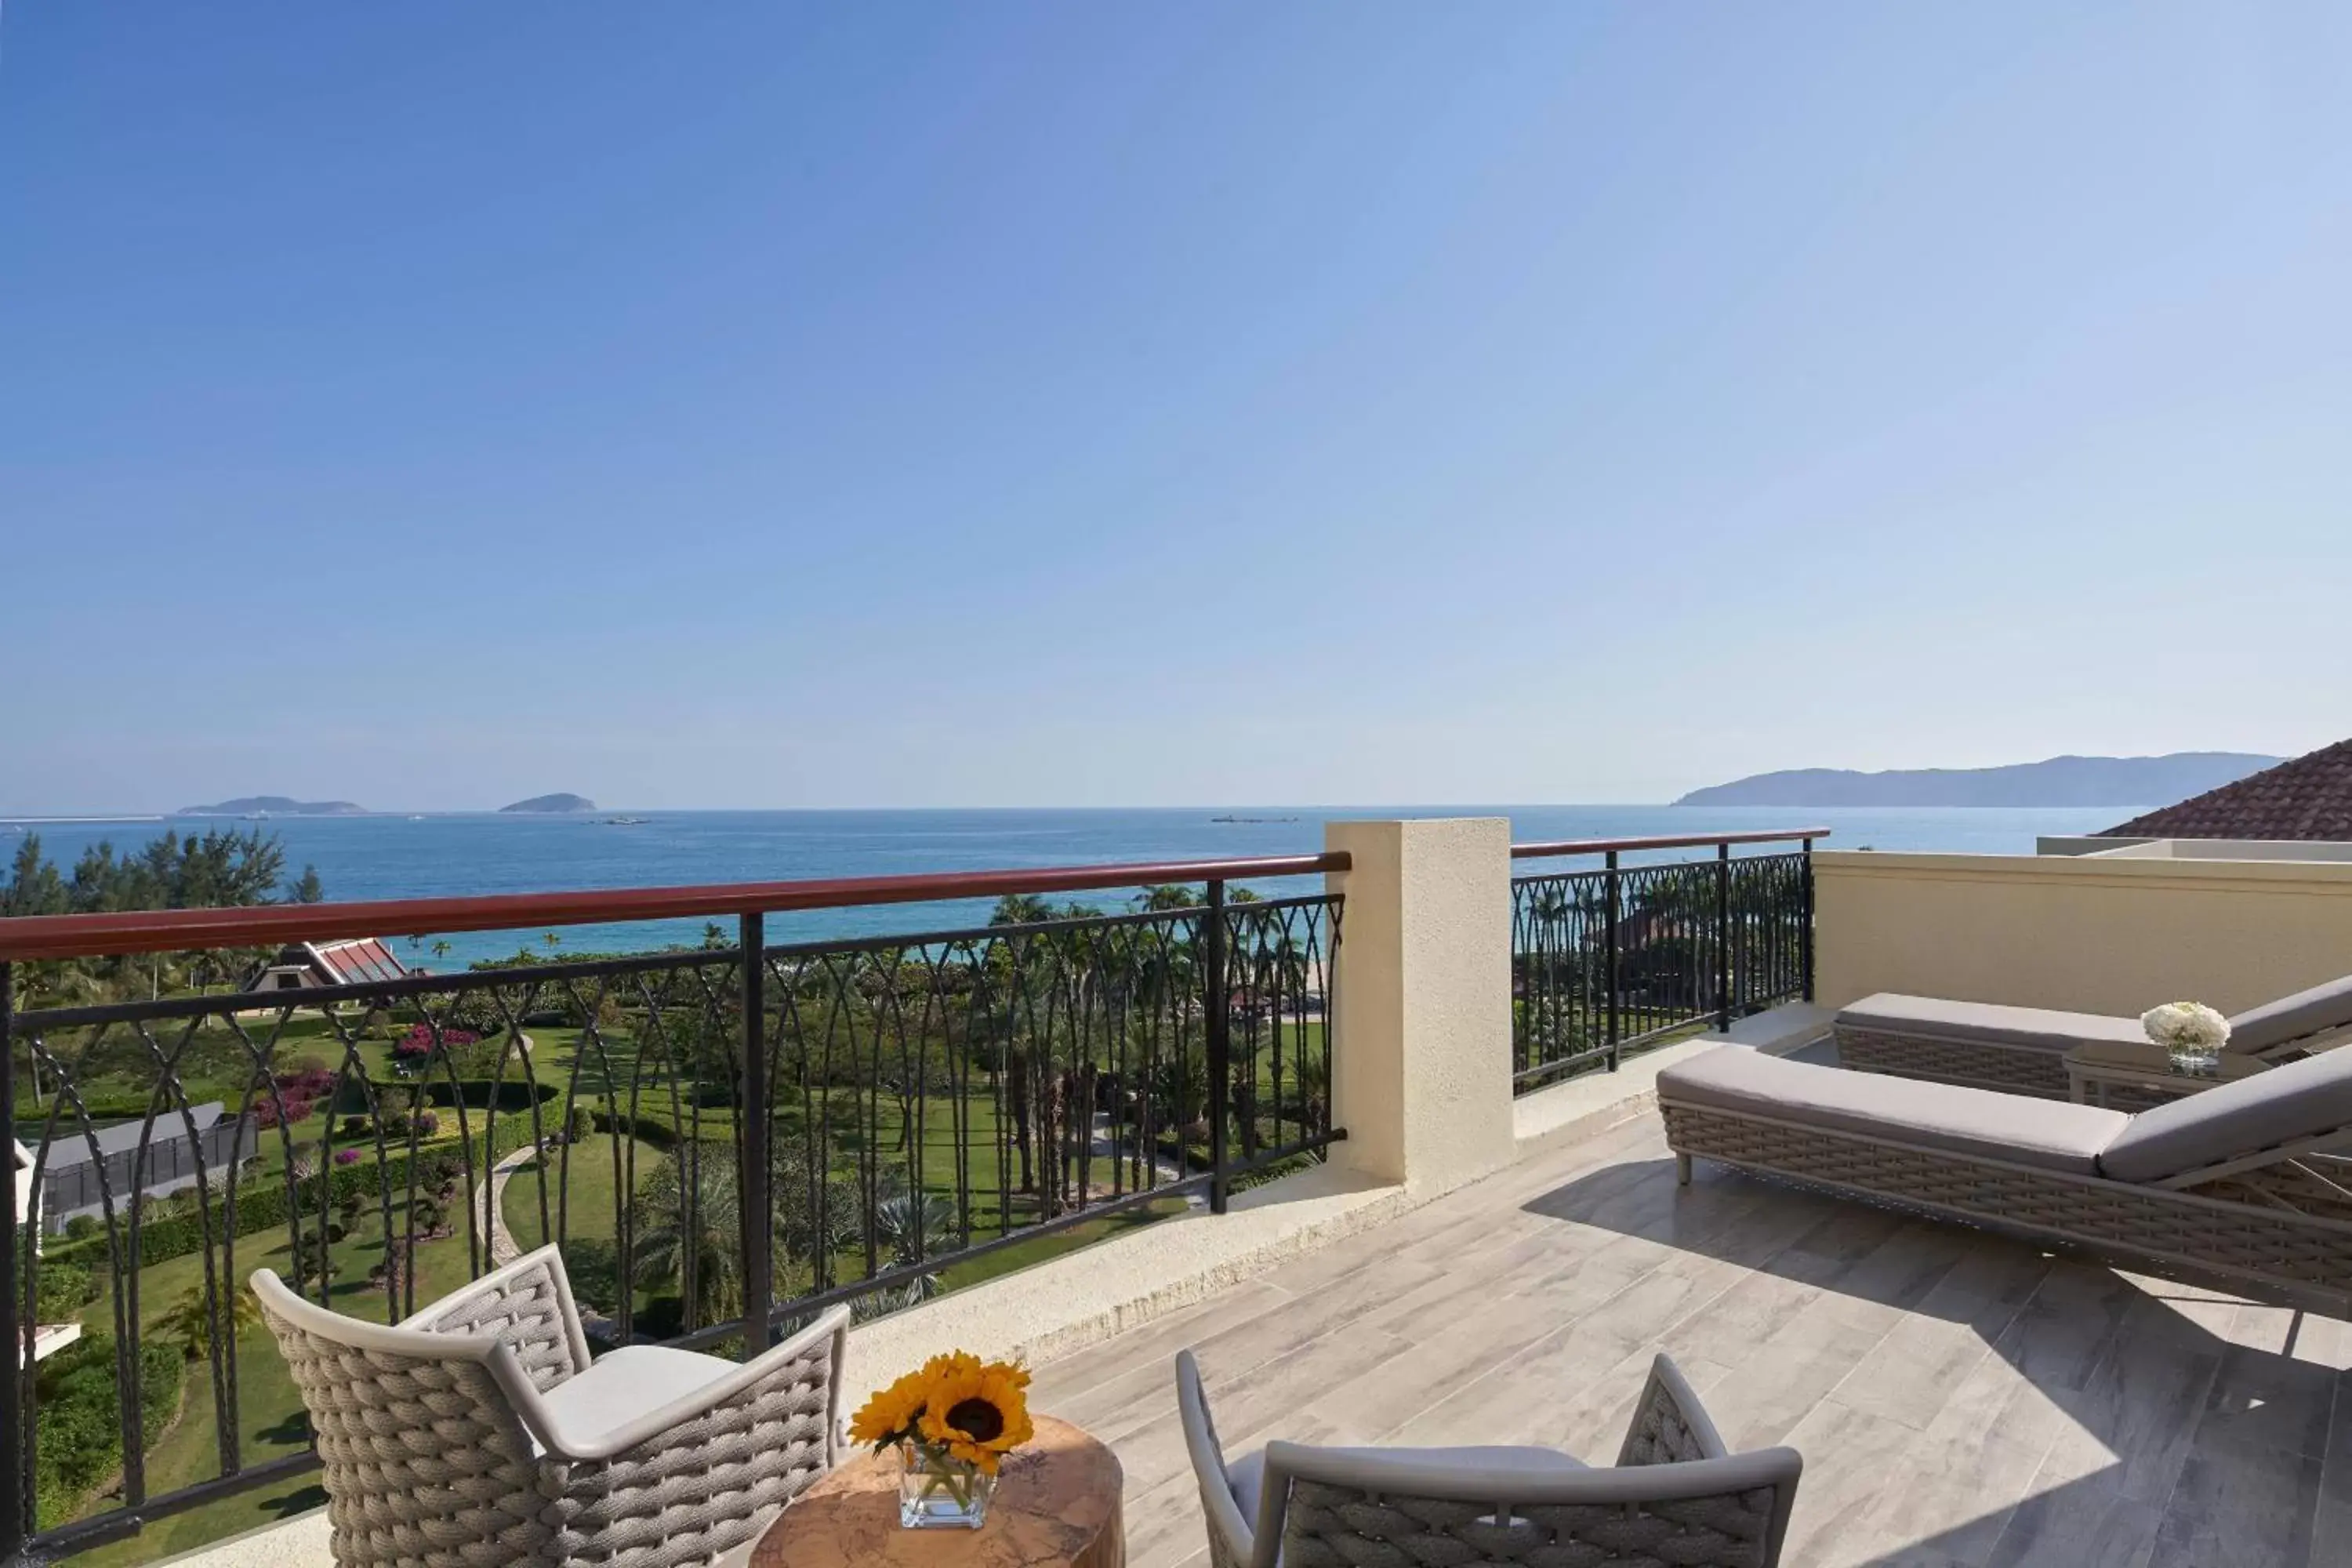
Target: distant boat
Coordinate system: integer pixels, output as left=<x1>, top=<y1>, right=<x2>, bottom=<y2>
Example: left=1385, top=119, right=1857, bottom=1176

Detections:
left=1210, top=815, right=1298, bottom=824
left=408, top=815, right=425, bottom=821
left=603, top=816, right=652, bottom=826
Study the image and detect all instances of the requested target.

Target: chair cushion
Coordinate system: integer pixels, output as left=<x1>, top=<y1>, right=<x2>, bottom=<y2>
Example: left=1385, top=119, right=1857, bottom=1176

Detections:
left=2228, top=972, right=2352, bottom=1055
left=1226, top=1444, right=1585, bottom=1523
left=1660, top=1047, right=2129, bottom=1174
left=1837, top=993, right=2145, bottom=1054
left=2097, top=1045, right=2352, bottom=1182
left=532, top=1344, right=738, bottom=1455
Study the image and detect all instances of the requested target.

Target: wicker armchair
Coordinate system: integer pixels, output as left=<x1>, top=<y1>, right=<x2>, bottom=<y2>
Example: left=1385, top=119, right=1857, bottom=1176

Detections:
left=252, top=1244, right=848, bottom=1568
left=1176, top=1348, right=1802, bottom=1568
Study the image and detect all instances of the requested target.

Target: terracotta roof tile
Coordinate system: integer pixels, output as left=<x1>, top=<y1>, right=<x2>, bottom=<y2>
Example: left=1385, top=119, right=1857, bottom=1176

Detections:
left=2104, top=739, right=2352, bottom=840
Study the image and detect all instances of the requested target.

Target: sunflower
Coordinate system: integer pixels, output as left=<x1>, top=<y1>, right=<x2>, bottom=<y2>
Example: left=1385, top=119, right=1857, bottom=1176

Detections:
left=848, top=1366, right=935, bottom=1447
left=914, top=1358, right=1033, bottom=1474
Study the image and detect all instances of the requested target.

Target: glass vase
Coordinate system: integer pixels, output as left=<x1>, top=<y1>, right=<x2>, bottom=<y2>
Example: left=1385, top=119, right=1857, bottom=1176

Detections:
left=2168, top=1042, right=2223, bottom=1076
left=896, top=1441, right=994, bottom=1530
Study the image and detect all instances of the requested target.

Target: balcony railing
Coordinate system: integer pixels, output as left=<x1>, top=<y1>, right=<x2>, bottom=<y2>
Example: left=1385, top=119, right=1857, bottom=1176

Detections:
left=1510, top=829, right=1824, bottom=1094
left=0, top=853, right=1344, bottom=1560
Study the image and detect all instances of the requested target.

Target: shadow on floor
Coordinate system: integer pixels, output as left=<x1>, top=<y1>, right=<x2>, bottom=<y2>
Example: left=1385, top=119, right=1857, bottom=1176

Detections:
left=1514, top=1150, right=2347, bottom=1566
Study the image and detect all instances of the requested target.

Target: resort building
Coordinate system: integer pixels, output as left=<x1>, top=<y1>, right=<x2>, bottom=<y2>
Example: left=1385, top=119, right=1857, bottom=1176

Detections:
left=24, top=1103, right=253, bottom=1234
left=245, top=936, right=409, bottom=994
left=2102, top=735, right=2352, bottom=844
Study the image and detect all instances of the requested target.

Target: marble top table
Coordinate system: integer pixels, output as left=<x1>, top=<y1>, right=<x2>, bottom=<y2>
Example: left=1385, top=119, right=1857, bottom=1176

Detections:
left=750, top=1415, right=1124, bottom=1568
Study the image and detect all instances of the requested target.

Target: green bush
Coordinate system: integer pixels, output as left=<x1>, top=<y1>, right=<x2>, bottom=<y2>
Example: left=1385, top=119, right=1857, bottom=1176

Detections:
left=32, top=1259, right=98, bottom=1319
left=33, top=1333, right=183, bottom=1527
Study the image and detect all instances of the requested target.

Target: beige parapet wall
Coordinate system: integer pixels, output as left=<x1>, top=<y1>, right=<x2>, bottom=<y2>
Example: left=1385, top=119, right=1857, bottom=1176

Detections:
left=1816, top=849, right=2352, bottom=1017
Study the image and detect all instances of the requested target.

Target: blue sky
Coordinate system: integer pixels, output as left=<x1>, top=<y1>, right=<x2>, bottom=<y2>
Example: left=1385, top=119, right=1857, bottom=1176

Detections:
left=2, top=3, right=2347, bottom=812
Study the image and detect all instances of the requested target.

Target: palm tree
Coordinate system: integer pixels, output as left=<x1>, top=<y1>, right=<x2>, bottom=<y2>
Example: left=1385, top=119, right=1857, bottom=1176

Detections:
left=431, top=940, right=452, bottom=964
left=989, top=895, right=1057, bottom=927
left=632, top=1147, right=862, bottom=1327
left=873, top=1185, right=956, bottom=1302
left=632, top=1153, right=749, bottom=1327
left=158, top=1281, right=263, bottom=1362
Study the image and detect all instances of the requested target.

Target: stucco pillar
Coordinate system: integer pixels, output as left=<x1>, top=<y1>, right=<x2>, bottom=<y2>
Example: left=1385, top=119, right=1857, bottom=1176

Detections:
left=1323, top=818, right=1516, bottom=1195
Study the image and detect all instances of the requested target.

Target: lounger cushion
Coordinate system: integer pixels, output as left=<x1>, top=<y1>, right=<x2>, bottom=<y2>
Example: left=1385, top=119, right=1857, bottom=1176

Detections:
left=2227, top=972, right=2352, bottom=1054
left=1659, top=1047, right=2129, bottom=1174
left=1836, top=993, right=2144, bottom=1054
left=2096, top=1045, right=2352, bottom=1182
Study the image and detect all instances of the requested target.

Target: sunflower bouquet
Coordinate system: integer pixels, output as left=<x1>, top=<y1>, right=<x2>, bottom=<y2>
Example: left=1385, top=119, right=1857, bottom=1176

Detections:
left=849, top=1351, right=1035, bottom=1529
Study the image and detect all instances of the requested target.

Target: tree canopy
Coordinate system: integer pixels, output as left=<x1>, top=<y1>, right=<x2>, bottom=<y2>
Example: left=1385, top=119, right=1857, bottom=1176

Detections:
left=2, top=826, right=314, bottom=917
left=2, top=826, right=327, bottom=1007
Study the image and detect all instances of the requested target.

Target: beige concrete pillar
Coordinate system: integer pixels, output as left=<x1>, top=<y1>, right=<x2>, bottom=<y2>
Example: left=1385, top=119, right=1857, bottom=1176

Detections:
left=1323, top=818, right=1517, bottom=1196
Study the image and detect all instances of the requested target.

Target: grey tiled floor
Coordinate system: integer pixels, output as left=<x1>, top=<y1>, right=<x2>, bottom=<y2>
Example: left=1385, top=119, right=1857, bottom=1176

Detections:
left=1029, top=1110, right=2352, bottom=1568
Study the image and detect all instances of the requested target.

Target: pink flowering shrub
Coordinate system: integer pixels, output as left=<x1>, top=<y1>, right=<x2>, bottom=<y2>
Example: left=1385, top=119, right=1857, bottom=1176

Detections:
left=333, top=1148, right=362, bottom=1166
left=393, top=1024, right=479, bottom=1063
left=254, top=1093, right=314, bottom=1129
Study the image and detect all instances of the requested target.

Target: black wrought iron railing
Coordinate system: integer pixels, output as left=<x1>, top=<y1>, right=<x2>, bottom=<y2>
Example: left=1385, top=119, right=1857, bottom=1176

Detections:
left=0, top=855, right=1343, bottom=1560
left=1510, top=830, right=1823, bottom=1094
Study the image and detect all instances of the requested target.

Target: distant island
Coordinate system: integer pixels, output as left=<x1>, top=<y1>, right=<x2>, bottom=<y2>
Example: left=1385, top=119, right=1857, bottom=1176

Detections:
left=177, top=796, right=367, bottom=816
left=1675, top=753, right=2281, bottom=809
left=499, top=793, right=597, bottom=814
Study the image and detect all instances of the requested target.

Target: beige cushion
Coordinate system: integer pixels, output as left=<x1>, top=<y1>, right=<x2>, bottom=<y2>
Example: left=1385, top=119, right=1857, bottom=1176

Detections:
left=532, top=1344, right=736, bottom=1454
left=1836, top=993, right=2145, bottom=1054
left=1660, top=1046, right=2129, bottom=1174
left=2096, top=1046, right=2352, bottom=1182
left=1226, top=1444, right=1585, bottom=1523
left=2227, top=972, right=2352, bottom=1055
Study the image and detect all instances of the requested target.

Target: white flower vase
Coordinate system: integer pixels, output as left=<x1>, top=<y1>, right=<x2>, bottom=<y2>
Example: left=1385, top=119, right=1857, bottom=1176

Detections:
left=2143, top=1002, right=2230, bottom=1078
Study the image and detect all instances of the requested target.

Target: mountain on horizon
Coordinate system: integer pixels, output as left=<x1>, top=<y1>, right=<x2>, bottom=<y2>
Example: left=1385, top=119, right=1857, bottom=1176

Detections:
left=499, top=793, right=597, bottom=814
left=178, top=796, right=367, bottom=816
left=1674, top=753, right=2281, bottom=809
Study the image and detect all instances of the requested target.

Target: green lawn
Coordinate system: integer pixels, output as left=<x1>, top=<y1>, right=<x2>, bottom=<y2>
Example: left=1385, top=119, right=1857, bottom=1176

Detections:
left=500, top=1136, right=666, bottom=1251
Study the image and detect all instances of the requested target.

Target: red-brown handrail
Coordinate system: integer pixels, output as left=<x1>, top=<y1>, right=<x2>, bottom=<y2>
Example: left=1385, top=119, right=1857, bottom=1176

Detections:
left=0, top=851, right=1352, bottom=962
left=1511, top=828, right=1830, bottom=860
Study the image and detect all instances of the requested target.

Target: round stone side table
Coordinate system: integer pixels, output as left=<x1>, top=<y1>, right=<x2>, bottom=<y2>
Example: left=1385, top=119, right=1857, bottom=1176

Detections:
left=750, top=1414, right=1124, bottom=1568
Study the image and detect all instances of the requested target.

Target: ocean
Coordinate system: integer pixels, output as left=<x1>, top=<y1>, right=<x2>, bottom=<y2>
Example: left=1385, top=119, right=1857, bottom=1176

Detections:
left=3, top=804, right=2132, bottom=967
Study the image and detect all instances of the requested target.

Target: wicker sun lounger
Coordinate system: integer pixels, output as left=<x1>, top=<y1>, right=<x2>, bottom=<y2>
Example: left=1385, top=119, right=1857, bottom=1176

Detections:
left=1660, top=1044, right=2352, bottom=1313
left=1835, top=971, right=2352, bottom=1099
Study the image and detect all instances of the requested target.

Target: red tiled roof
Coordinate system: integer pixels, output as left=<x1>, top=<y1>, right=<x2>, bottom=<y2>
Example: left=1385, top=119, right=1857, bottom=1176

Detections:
left=2104, top=739, right=2352, bottom=840
left=310, top=938, right=407, bottom=985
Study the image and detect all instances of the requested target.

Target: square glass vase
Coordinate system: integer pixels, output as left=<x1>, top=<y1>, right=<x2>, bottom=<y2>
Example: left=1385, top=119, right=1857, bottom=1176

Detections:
left=2166, top=1043, right=2224, bottom=1076
left=896, top=1443, right=994, bottom=1530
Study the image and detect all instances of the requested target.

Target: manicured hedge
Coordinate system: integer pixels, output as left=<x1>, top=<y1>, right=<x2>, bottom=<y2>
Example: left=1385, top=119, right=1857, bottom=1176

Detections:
left=42, top=1109, right=546, bottom=1273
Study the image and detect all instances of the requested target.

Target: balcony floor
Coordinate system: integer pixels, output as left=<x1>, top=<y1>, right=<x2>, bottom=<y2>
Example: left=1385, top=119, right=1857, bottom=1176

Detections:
left=1032, top=1109, right=2352, bottom=1568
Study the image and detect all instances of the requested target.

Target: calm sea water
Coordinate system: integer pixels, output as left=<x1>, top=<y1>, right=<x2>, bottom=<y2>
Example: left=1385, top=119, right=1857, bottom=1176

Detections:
left=3, top=805, right=2133, bottom=968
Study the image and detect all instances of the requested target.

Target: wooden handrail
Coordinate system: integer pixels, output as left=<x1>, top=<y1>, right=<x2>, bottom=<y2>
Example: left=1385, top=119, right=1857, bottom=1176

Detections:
left=0, top=851, right=1353, bottom=962
left=1510, top=827, right=1831, bottom=860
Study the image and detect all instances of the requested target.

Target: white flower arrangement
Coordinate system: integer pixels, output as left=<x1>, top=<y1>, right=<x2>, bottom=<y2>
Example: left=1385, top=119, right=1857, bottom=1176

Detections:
left=2141, top=1001, right=2230, bottom=1054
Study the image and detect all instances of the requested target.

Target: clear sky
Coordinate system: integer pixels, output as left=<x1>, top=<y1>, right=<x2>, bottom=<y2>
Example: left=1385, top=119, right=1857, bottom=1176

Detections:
left=2, top=3, right=2346, bottom=812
